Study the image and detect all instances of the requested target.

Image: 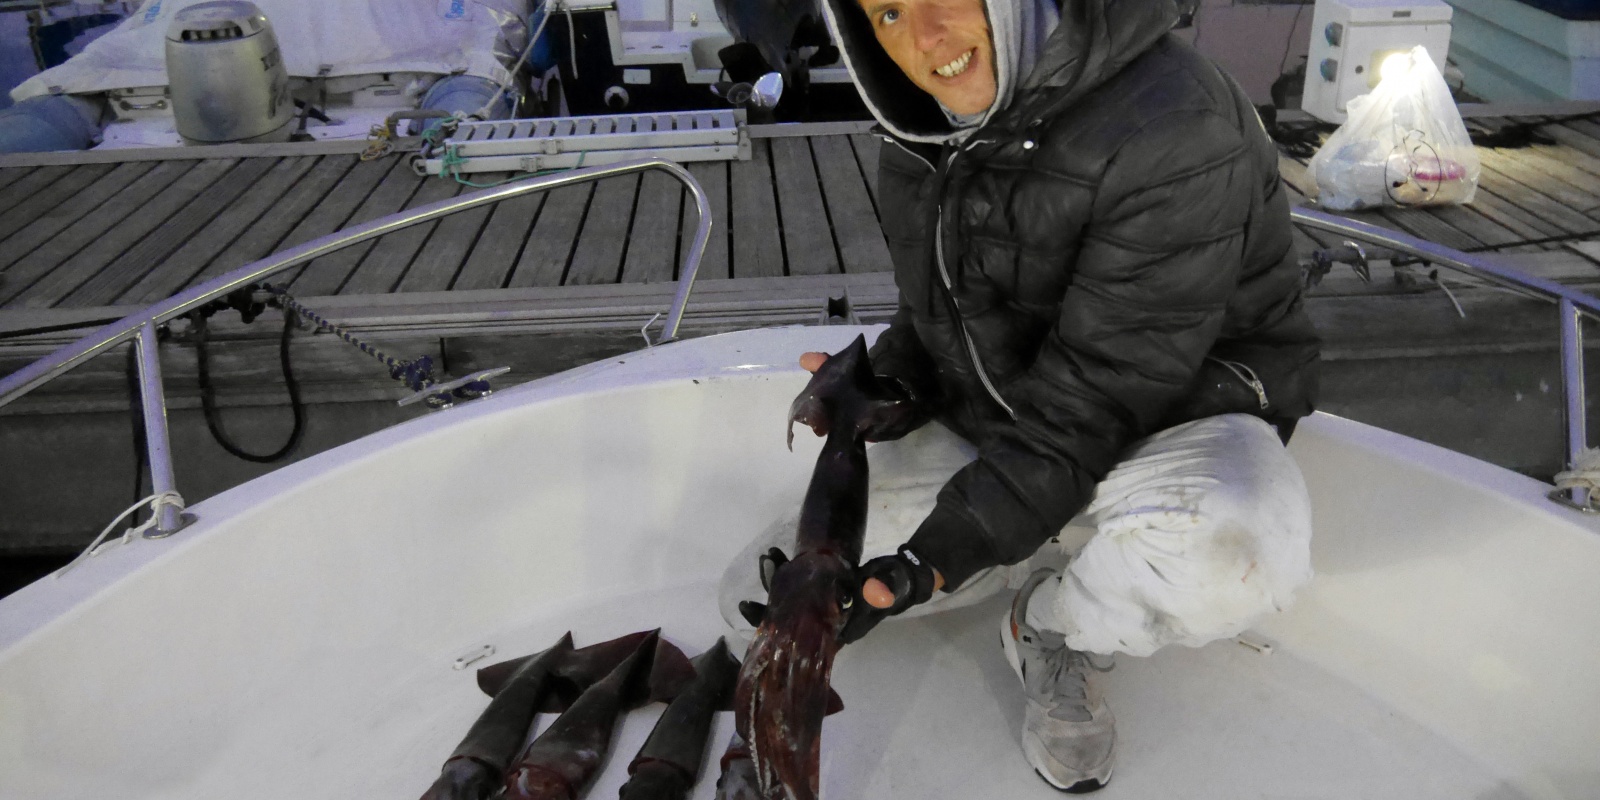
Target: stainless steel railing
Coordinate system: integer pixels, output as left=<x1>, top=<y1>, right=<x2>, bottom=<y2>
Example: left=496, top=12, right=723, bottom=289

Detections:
left=1292, top=206, right=1600, bottom=510
left=1, top=184, right=1594, bottom=541
left=0, top=157, right=714, bottom=536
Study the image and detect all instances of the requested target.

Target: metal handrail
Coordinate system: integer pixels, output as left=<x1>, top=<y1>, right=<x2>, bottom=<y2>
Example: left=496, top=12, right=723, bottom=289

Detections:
left=2, top=189, right=1593, bottom=537
left=0, top=157, right=714, bottom=536
left=1292, top=207, right=1598, bottom=510
left=0, top=157, right=712, bottom=408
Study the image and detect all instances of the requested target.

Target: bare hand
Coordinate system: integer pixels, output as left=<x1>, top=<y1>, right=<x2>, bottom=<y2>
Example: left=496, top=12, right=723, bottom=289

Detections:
left=862, top=570, right=945, bottom=609
left=862, top=577, right=896, bottom=609
left=799, top=352, right=829, bottom=373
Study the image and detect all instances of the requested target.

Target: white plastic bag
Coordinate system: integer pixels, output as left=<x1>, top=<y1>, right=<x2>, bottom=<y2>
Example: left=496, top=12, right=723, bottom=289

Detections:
left=1309, top=46, right=1479, bottom=211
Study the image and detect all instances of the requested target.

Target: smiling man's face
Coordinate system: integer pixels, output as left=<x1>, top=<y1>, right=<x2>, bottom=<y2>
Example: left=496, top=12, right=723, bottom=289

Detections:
left=858, top=0, right=996, bottom=117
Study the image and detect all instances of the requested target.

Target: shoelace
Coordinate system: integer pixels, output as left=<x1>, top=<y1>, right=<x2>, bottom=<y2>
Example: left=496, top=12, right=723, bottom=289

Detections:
left=1034, top=646, right=1116, bottom=723
left=1041, top=648, right=1094, bottom=722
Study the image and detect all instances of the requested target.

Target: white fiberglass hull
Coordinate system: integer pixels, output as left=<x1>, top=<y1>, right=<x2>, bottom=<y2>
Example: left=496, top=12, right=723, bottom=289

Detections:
left=1, top=326, right=1597, bottom=799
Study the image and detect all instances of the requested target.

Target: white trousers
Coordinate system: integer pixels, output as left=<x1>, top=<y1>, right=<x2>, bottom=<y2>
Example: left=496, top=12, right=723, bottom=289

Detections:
left=718, top=414, right=1314, bottom=657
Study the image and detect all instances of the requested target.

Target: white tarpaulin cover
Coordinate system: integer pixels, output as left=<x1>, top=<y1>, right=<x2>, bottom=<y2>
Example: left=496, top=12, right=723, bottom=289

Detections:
left=12, top=0, right=529, bottom=102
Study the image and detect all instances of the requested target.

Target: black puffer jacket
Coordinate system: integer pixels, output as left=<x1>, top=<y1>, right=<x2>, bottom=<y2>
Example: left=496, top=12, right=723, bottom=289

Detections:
left=824, top=0, right=1321, bottom=589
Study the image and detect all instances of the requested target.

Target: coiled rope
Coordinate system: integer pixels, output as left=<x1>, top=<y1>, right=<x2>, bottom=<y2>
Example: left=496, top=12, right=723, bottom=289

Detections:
left=57, top=491, right=186, bottom=577
left=191, top=291, right=305, bottom=464
left=1554, top=448, right=1600, bottom=498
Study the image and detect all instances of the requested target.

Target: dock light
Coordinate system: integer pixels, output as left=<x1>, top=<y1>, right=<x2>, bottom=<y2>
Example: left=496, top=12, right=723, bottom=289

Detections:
left=1301, top=0, right=1453, bottom=124
left=1378, top=50, right=1414, bottom=85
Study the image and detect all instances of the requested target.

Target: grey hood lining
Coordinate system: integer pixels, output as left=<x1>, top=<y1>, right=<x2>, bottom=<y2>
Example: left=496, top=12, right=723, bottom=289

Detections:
left=822, top=0, right=1182, bottom=145
left=821, top=0, right=953, bottom=143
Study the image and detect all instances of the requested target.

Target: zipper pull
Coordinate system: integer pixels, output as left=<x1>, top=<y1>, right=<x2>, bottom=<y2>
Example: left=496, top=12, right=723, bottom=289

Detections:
left=1248, top=377, right=1269, bottom=410
left=1209, top=357, right=1270, bottom=410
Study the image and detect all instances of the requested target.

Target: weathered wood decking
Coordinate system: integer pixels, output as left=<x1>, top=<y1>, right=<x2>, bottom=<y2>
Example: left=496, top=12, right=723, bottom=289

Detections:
left=6, top=110, right=1600, bottom=551
left=0, top=127, right=892, bottom=317
left=5, top=112, right=1600, bottom=413
left=7, top=113, right=1600, bottom=329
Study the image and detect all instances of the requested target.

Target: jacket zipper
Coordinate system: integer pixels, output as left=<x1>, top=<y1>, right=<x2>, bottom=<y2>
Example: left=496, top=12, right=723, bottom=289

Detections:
left=883, top=134, right=1018, bottom=421
left=935, top=207, right=1018, bottom=421
left=880, top=133, right=936, bottom=171
left=886, top=135, right=1268, bottom=421
left=1207, top=357, right=1270, bottom=410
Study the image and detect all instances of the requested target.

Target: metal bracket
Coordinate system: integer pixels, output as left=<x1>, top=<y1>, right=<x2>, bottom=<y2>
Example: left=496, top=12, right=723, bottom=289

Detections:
left=1547, top=487, right=1599, bottom=514
left=1309, top=241, right=1370, bottom=288
left=452, top=644, right=495, bottom=670
left=397, top=366, right=512, bottom=409
left=142, top=512, right=199, bottom=540
left=383, top=108, right=454, bottom=138
left=818, top=289, right=860, bottom=325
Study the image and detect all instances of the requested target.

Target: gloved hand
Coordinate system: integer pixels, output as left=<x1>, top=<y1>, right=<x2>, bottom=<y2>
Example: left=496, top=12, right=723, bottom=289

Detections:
left=838, top=547, right=939, bottom=644
left=794, top=352, right=926, bottom=443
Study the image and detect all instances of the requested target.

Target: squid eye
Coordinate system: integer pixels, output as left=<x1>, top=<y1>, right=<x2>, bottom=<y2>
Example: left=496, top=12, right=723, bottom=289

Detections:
left=840, top=593, right=854, bottom=610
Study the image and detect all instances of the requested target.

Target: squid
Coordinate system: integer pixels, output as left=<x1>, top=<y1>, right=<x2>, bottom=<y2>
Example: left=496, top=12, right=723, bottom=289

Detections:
left=421, top=630, right=692, bottom=800
left=503, top=631, right=663, bottom=800
left=725, top=334, right=920, bottom=800
left=618, top=637, right=741, bottom=800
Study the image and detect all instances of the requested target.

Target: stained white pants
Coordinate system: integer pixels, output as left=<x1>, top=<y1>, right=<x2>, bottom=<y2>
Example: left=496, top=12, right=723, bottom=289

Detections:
left=718, top=414, right=1314, bottom=657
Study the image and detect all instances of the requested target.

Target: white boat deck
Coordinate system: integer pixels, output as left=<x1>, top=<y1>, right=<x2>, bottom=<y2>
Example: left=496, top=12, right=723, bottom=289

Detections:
left=2, top=326, right=1596, bottom=799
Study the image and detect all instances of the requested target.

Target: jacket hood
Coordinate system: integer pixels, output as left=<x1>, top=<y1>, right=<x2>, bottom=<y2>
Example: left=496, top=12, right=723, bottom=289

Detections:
left=822, top=0, right=1182, bottom=143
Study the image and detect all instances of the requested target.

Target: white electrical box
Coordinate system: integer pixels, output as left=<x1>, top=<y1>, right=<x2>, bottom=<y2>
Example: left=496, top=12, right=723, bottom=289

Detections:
left=1301, top=0, right=1453, bottom=123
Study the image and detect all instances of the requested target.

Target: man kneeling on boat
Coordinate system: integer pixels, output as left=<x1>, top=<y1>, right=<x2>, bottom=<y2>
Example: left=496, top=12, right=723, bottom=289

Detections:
left=723, top=0, right=1319, bottom=791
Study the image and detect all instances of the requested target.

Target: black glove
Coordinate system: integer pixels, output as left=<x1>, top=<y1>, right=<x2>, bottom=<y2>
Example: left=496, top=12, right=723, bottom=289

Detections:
left=838, top=547, right=938, bottom=644
left=861, top=375, right=929, bottom=443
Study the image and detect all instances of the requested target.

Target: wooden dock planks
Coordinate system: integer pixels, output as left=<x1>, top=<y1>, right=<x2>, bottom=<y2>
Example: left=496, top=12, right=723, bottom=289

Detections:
left=61, top=157, right=282, bottom=308
left=769, top=136, right=840, bottom=276
left=166, top=154, right=359, bottom=294
left=620, top=169, right=684, bottom=284
left=290, top=157, right=427, bottom=296
left=680, top=161, right=729, bottom=280
left=339, top=174, right=465, bottom=296
left=0, top=166, right=76, bottom=235
left=564, top=173, right=640, bottom=285
left=264, top=156, right=396, bottom=291
left=5, top=117, right=1600, bottom=322
left=0, top=163, right=113, bottom=244
left=10, top=159, right=248, bottom=308
left=0, top=162, right=153, bottom=274
left=0, top=166, right=30, bottom=193
left=730, top=138, right=784, bottom=278
left=811, top=134, right=890, bottom=273
left=507, top=182, right=593, bottom=288
left=0, top=159, right=196, bottom=306
left=415, top=173, right=526, bottom=292
left=117, top=155, right=320, bottom=304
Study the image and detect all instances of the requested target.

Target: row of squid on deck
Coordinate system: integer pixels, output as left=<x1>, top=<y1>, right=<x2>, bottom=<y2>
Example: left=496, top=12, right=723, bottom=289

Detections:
left=414, top=627, right=842, bottom=800
left=420, top=336, right=907, bottom=800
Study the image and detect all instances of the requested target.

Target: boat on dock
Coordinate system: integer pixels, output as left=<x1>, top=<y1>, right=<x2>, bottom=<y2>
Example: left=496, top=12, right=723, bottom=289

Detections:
left=0, top=154, right=1598, bottom=798
left=0, top=0, right=863, bottom=155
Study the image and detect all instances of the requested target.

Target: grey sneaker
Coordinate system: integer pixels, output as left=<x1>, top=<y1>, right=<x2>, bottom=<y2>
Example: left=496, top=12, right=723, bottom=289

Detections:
left=1000, top=568, right=1116, bottom=793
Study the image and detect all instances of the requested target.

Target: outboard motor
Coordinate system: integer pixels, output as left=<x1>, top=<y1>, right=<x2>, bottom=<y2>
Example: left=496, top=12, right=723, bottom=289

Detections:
left=165, top=1, right=294, bottom=145
left=712, top=0, right=834, bottom=117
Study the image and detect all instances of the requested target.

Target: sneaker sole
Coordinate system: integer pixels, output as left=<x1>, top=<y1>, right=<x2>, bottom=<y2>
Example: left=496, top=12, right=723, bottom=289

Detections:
left=1035, top=768, right=1112, bottom=794
left=1000, top=599, right=1025, bottom=681
left=1001, top=608, right=1116, bottom=792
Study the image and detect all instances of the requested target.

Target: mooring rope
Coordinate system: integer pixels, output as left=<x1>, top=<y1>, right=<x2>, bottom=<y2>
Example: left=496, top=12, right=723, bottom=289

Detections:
left=57, top=491, right=187, bottom=578
left=259, top=284, right=439, bottom=395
